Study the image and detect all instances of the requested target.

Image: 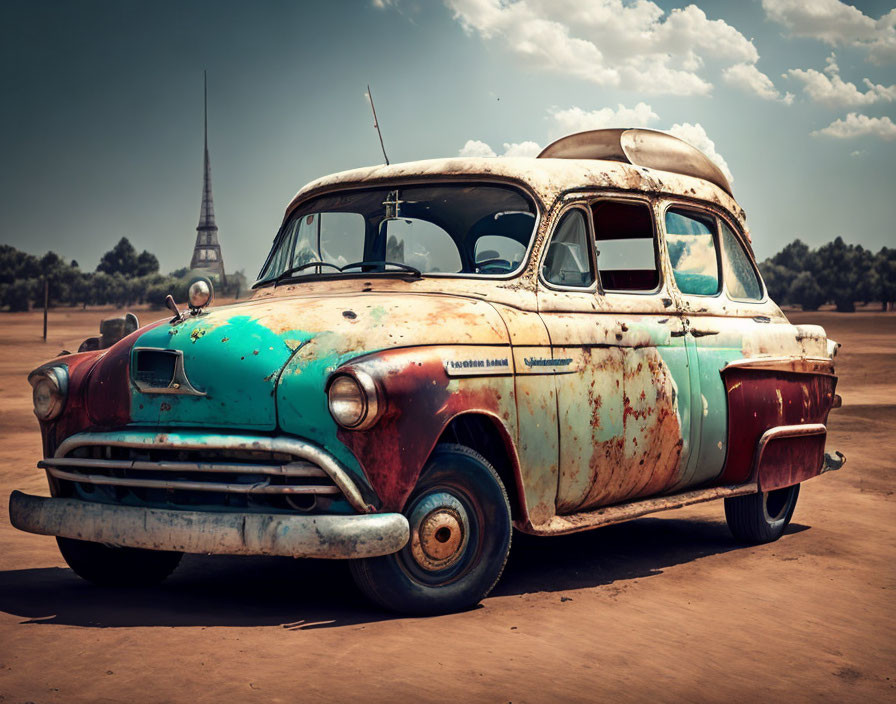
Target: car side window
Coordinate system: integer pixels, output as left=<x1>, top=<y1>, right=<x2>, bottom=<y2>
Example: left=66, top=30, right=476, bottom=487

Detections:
left=719, top=220, right=763, bottom=301
left=592, top=201, right=659, bottom=292
left=665, top=208, right=720, bottom=296
left=542, top=209, right=595, bottom=288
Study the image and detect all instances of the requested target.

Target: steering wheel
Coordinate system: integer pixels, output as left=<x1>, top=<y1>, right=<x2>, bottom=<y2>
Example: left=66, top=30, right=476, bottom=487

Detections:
left=475, top=258, right=513, bottom=273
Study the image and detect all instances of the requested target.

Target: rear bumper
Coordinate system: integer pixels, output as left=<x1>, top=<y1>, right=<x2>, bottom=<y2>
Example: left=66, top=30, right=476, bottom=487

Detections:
left=8, top=491, right=408, bottom=559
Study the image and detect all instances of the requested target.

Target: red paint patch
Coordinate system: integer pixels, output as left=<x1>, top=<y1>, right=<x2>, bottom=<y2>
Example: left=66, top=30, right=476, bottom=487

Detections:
left=336, top=348, right=511, bottom=511
left=718, top=369, right=836, bottom=485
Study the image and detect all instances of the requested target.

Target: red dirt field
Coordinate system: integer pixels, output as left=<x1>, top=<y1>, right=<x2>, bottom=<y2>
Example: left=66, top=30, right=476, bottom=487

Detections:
left=0, top=306, right=893, bottom=703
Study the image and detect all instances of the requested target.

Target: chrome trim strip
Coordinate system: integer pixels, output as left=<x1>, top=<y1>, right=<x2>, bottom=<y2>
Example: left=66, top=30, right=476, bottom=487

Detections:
left=723, top=357, right=835, bottom=375
left=46, top=467, right=340, bottom=495
left=40, top=457, right=327, bottom=478
left=54, top=431, right=371, bottom=513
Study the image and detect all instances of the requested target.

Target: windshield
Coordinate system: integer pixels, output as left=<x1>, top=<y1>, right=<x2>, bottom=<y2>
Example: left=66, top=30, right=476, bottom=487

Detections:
left=256, top=183, right=537, bottom=285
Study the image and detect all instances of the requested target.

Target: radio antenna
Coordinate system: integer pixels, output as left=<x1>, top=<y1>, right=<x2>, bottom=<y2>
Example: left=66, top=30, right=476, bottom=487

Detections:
left=365, top=84, right=390, bottom=165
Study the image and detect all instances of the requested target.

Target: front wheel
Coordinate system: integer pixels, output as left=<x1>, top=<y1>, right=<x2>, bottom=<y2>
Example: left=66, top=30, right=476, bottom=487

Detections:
left=57, top=536, right=183, bottom=586
left=724, top=484, right=800, bottom=544
left=349, top=444, right=512, bottom=615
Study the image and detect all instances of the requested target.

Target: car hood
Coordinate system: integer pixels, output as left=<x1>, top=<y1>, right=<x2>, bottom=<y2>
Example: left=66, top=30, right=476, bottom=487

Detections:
left=118, top=291, right=509, bottom=432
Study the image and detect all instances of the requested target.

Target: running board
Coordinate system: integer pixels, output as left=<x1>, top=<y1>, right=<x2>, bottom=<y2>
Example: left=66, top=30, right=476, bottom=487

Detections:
left=523, top=483, right=759, bottom=536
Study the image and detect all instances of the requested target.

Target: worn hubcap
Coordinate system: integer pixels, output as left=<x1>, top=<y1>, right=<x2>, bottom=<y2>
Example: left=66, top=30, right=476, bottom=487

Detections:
left=409, top=492, right=469, bottom=571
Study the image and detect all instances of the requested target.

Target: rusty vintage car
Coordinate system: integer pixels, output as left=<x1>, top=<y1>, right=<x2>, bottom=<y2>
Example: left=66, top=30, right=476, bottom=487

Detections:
left=10, top=128, right=844, bottom=614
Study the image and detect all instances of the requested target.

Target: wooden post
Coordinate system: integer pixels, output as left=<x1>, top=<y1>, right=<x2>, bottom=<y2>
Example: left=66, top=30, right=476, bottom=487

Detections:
left=43, top=276, right=48, bottom=342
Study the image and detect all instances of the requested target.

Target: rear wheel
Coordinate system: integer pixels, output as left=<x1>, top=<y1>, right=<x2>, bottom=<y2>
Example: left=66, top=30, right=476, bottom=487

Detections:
left=57, top=536, right=183, bottom=586
left=724, top=484, right=800, bottom=544
left=349, top=444, right=512, bottom=615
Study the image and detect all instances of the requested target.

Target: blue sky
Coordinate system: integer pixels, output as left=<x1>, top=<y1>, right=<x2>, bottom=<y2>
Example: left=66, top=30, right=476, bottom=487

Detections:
left=1, top=0, right=894, bottom=276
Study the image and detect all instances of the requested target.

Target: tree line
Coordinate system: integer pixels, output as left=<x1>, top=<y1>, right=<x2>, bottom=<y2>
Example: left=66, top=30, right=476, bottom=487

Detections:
left=1, top=235, right=893, bottom=313
left=0, top=238, right=246, bottom=312
left=758, top=237, right=895, bottom=312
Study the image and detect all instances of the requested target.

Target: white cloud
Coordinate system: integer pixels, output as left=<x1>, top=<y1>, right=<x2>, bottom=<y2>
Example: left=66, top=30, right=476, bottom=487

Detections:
left=667, top=122, right=734, bottom=183
left=458, top=139, right=542, bottom=157
left=762, top=0, right=896, bottom=64
left=443, top=0, right=768, bottom=96
left=458, top=139, right=497, bottom=157
left=786, top=53, right=896, bottom=107
left=501, top=141, right=542, bottom=157
left=549, top=102, right=659, bottom=134
left=811, top=113, right=896, bottom=140
left=723, top=63, right=794, bottom=103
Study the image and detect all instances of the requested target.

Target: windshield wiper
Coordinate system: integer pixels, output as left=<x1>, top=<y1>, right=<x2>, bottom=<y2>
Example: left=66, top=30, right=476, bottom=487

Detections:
left=271, top=261, right=342, bottom=285
left=339, top=261, right=422, bottom=278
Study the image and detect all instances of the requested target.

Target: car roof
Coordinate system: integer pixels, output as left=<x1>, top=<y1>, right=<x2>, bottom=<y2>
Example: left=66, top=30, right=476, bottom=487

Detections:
left=286, top=154, right=748, bottom=238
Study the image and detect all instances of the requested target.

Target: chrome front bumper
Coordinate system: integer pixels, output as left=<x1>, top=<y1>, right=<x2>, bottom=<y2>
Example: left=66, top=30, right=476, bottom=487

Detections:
left=9, top=491, right=409, bottom=559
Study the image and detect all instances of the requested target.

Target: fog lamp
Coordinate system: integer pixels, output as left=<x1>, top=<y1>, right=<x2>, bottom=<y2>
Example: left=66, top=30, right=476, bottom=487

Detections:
left=29, top=366, right=68, bottom=420
left=327, top=371, right=379, bottom=430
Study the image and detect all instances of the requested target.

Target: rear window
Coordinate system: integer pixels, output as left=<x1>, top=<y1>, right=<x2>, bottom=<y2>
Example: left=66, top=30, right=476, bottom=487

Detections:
left=720, top=220, right=763, bottom=301
left=665, top=209, right=720, bottom=296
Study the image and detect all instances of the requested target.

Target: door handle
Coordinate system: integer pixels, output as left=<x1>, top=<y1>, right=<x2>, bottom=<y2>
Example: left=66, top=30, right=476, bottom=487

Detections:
left=690, top=329, right=719, bottom=337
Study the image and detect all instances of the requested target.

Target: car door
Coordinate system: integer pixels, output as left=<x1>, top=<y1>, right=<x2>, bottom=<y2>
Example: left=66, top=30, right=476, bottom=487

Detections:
left=538, top=197, right=693, bottom=514
left=661, top=203, right=772, bottom=488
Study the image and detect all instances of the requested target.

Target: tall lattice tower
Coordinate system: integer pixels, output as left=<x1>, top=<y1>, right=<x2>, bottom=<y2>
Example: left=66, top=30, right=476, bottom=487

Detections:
left=190, top=71, right=226, bottom=284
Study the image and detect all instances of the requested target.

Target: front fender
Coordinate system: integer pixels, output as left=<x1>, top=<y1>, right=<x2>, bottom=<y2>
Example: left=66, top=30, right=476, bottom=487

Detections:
left=335, top=346, right=518, bottom=512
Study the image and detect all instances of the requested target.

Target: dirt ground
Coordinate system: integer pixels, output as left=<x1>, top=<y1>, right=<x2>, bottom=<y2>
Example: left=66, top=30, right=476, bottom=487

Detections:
left=0, top=305, right=893, bottom=703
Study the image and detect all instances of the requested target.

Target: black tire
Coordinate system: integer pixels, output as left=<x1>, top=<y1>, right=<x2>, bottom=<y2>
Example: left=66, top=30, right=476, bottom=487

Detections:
left=724, top=484, right=800, bottom=544
left=57, top=536, right=183, bottom=587
left=349, top=444, right=512, bottom=615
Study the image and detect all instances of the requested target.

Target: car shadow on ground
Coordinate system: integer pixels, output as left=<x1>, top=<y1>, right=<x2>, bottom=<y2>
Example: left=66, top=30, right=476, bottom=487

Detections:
left=0, top=518, right=809, bottom=629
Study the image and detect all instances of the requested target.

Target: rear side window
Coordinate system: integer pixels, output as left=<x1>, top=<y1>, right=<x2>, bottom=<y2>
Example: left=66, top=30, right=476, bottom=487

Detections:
left=665, top=209, right=720, bottom=296
left=592, top=201, right=659, bottom=292
left=542, top=209, right=595, bottom=287
left=719, top=221, right=763, bottom=301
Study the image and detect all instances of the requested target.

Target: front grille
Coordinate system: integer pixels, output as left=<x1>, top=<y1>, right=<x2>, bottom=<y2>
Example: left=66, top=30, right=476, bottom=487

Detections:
left=42, top=444, right=348, bottom=514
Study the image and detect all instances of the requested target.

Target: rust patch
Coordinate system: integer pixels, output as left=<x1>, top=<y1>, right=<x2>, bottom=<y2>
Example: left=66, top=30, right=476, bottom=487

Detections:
left=336, top=348, right=517, bottom=512
left=718, top=368, right=837, bottom=485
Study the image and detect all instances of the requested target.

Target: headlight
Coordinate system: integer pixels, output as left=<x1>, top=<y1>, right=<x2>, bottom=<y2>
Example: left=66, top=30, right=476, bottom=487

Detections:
left=187, top=276, right=214, bottom=311
left=327, top=371, right=379, bottom=430
left=29, top=365, right=68, bottom=420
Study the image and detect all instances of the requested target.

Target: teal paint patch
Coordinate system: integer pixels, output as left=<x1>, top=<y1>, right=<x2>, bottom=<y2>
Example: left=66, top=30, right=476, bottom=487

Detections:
left=691, top=345, right=743, bottom=483
left=275, top=335, right=381, bottom=479
left=130, top=314, right=314, bottom=430
left=369, top=305, right=387, bottom=326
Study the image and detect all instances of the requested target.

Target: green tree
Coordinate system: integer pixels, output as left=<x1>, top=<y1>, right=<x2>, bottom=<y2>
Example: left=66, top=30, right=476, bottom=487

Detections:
left=136, top=250, right=160, bottom=277
left=771, top=239, right=814, bottom=273
left=3, top=279, right=37, bottom=312
left=0, top=244, right=41, bottom=284
left=876, top=247, right=896, bottom=311
left=758, top=261, right=793, bottom=304
left=815, top=236, right=865, bottom=312
left=788, top=271, right=826, bottom=311
left=97, top=238, right=139, bottom=277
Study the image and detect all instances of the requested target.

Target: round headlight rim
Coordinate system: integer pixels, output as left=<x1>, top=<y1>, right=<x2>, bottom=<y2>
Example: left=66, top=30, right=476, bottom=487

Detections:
left=187, top=276, right=214, bottom=312
left=29, top=365, right=68, bottom=421
left=327, top=370, right=380, bottom=431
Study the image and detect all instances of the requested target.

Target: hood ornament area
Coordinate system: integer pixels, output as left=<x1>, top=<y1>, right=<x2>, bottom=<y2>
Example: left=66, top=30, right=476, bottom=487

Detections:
left=167, top=276, right=215, bottom=324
